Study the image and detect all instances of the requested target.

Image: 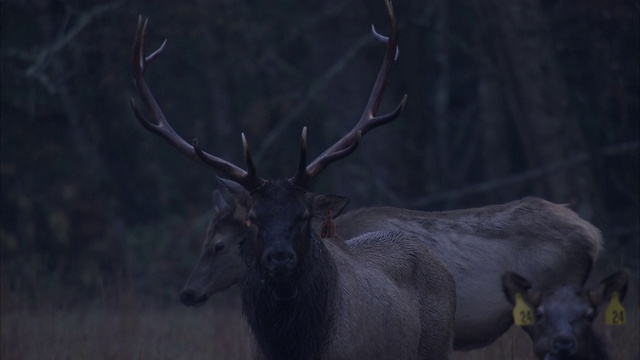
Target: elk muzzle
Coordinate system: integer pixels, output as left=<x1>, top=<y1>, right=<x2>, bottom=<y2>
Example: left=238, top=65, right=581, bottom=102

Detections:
left=179, top=287, right=209, bottom=307
left=551, top=335, right=577, bottom=358
left=262, top=246, right=297, bottom=277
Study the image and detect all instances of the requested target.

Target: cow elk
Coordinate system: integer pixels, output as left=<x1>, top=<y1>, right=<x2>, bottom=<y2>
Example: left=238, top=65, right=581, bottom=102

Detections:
left=502, top=270, right=628, bottom=360
left=181, top=190, right=603, bottom=350
left=131, top=1, right=457, bottom=359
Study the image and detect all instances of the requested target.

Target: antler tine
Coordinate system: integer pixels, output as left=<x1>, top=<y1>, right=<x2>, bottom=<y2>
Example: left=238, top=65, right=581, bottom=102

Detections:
left=291, top=127, right=309, bottom=187
left=301, top=0, right=407, bottom=184
left=241, top=133, right=263, bottom=187
left=131, top=16, right=263, bottom=190
left=291, top=128, right=361, bottom=187
left=371, top=24, right=399, bottom=61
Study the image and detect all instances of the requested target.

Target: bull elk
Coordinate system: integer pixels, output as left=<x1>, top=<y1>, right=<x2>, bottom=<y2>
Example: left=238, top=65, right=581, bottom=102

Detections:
left=131, top=1, right=456, bottom=359
left=181, top=191, right=603, bottom=350
left=502, top=270, right=629, bottom=360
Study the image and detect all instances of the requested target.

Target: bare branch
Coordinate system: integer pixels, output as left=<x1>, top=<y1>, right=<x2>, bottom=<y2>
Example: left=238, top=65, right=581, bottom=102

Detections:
left=407, top=142, right=640, bottom=208
left=1, top=2, right=120, bottom=94
left=254, top=32, right=376, bottom=163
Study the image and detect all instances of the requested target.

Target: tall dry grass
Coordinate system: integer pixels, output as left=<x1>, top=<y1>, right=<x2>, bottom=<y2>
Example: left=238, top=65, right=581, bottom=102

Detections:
left=2, top=277, right=638, bottom=359
left=1, top=287, right=253, bottom=360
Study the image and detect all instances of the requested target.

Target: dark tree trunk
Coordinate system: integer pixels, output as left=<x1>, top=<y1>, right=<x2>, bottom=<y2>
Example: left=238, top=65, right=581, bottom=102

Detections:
left=485, top=0, right=602, bottom=220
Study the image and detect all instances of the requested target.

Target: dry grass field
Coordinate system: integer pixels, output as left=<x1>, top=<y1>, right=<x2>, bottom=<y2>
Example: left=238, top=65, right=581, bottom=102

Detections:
left=2, top=278, right=638, bottom=360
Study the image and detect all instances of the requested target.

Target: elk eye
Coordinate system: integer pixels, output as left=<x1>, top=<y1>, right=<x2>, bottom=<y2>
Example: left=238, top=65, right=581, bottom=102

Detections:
left=535, top=307, right=545, bottom=320
left=585, top=307, right=596, bottom=320
left=214, top=242, right=225, bottom=253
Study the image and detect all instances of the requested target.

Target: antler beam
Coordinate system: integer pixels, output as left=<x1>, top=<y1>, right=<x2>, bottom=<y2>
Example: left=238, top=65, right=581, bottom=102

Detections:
left=130, top=16, right=263, bottom=190
left=290, top=0, right=407, bottom=187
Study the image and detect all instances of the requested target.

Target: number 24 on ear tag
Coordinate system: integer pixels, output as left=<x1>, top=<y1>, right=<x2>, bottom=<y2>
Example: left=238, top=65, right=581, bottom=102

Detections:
left=605, top=291, right=626, bottom=326
left=513, top=292, right=535, bottom=326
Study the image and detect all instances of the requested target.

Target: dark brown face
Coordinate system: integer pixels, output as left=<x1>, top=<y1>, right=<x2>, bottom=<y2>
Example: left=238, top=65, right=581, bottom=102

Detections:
left=527, top=288, right=596, bottom=359
left=245, top=181, right=312, bottom=278
left=220, top=178, right=348, bottom=281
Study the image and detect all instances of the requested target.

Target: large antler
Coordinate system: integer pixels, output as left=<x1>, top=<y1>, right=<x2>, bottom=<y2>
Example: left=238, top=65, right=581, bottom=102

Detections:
left=130, top=17, right=263, bottom=190
left=290, top=0, right=407, bottom=187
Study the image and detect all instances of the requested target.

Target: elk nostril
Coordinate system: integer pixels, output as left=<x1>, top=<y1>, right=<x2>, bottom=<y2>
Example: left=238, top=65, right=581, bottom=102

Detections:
left=284, top=252, right=294, bottom=264
left=266, top=251, right=296, bottom=272
left=553, top=336, right=576, bottom=355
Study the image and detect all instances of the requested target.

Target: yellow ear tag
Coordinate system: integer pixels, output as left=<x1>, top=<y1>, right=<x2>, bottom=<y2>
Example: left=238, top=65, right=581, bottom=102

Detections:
left=513, top=292, right=535, bottom=326
left=605, top=291, right=626, bottom=325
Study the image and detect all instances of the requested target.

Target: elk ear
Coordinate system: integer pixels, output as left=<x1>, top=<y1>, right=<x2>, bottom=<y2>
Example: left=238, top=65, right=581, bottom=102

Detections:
left=218, top=177, right=251, bottom=210
left=502, top=272, right=541, bottom=307
left=588, top=269, right=629, bottom=306
left=212, top=190, right=229, bottom=214
left=308, top=194, right=350, bottom=218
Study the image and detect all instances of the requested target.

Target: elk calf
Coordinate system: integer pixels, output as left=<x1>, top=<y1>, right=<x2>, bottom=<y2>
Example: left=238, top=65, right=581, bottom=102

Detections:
left=502, top=270, right=628, bottom=360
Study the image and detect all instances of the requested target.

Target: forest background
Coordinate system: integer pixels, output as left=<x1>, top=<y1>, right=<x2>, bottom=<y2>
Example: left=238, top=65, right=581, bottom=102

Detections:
left=1, top=0, right=638, bottom=359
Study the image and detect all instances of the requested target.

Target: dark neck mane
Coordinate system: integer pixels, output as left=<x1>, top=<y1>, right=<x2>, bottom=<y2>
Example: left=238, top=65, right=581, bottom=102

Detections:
left=240, top=234, right=339, bottom=360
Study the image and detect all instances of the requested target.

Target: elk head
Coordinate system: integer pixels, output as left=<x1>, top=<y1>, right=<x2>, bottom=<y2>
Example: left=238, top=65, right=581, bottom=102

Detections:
left=221, top=179, right=350, bottom=282
left=179, top=190, right=246, bottom=307
left=502, top=270, right=629, bottom=360
left=131, top=0, right=405, bottom=291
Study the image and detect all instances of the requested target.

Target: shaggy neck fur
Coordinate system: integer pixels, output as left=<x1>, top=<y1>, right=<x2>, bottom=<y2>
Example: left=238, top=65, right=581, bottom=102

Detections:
left=240, top=233, right=339, bottom=360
